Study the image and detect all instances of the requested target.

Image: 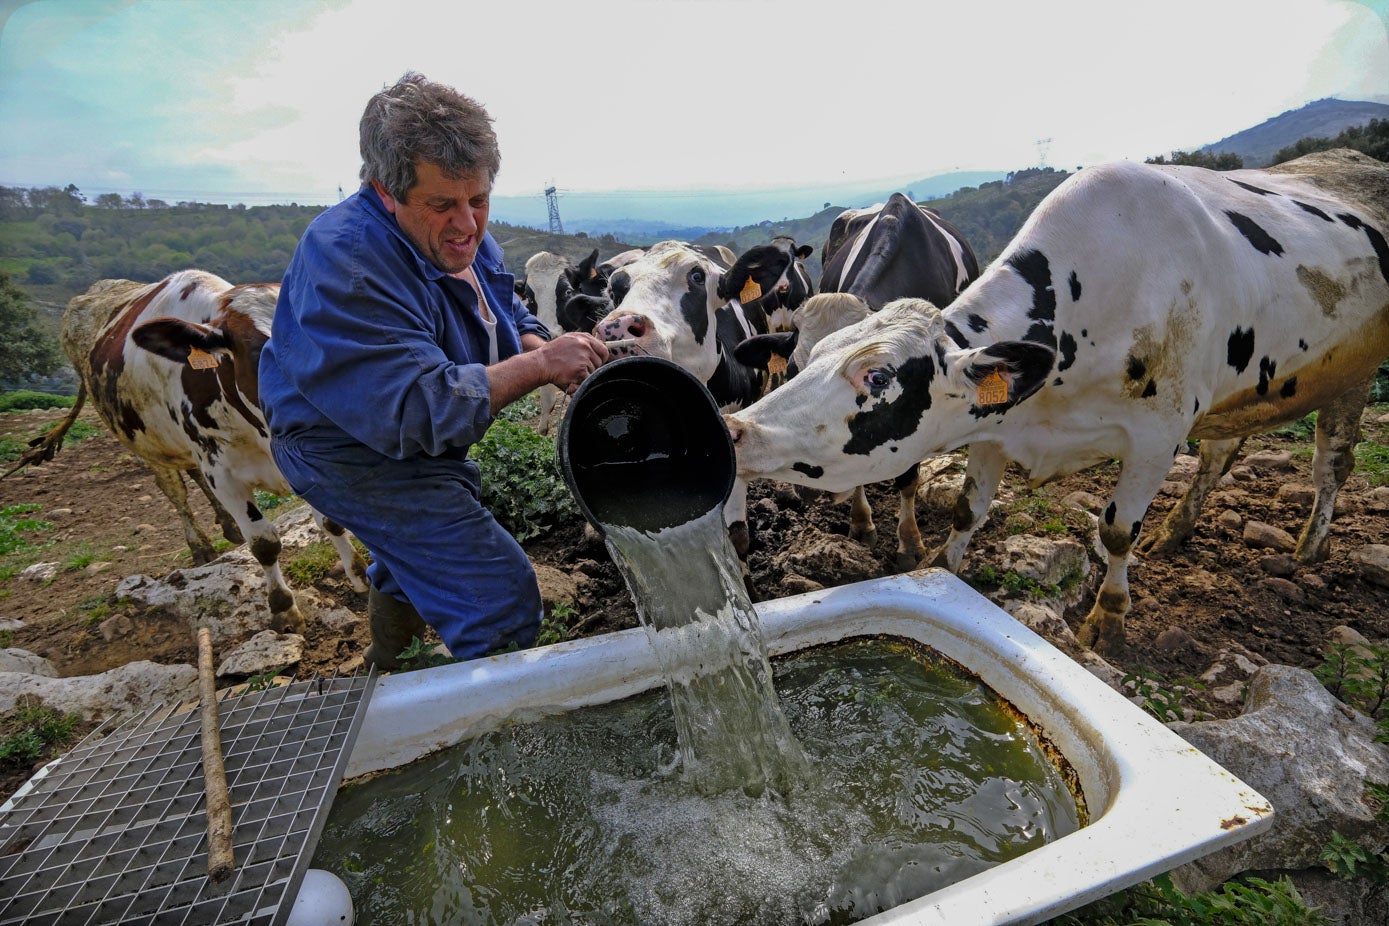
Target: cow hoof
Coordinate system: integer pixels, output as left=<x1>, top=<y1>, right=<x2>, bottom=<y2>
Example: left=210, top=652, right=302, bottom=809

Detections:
left=270, top=610, right=307, bottom=635
left=849, top=526, right=877, bottom=547
left=1137, top=529, right=1185, bottom=557
left=894, top=550, right=924, bottom=573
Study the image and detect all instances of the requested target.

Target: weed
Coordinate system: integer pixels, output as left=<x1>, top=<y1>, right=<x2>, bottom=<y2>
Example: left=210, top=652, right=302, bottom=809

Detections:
left=254, top=490, right=292, bottom=512
left=396, top=636, right=454, bottom=672
left=1270, top=411, right=1318, bottom=441
left=538, top=602, right=576, bottom=647
left=498, top=393, right=541, bottom=422
left=0, top=630, right=12, bottom=648
left=0, top=390, right=76, bottom=412
left=1056, top=871, right=1325, bottom=924
left=1122, top=667, right=1196, bottom=723
left=63, top=544, right=97, bottom=571
left=283, top=542, right=340, bottom=586
left=474, top=418, right=578, bottom=542
left=0, top=503, right=53, bottom=558
left=1355, top=439, right=1389, bottom=487
left=0, top=697, right=82, bottom=768
left=77, top=594, right=110, bottom=625
left=244, top=668, right=286, bottom=693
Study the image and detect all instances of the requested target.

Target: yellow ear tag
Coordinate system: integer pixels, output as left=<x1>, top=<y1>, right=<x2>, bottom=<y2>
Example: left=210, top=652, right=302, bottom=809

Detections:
left=187, top=347, right=219, bottom=370
left=976, top=369, right=1009, bottom=406
left=767, top=354, right=788, bottom=376
left=739, top=279, right=763, bottom=304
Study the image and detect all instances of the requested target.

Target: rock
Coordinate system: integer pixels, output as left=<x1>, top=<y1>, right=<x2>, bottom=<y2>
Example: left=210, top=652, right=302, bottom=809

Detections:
left=98, top=614, right=134, bottom=642
left=918, top=472, right=966, bottom=510
left=216, top=630, right=305, bottom=677
left=1216, top=509, right=1243, bottom=531
left=1242, top=521, right=1296, bottom=553
left=1258, top=577, right=1304, bottom=601
left=1328, top=625, right=1371, bottom=648
left=1003, top=601, right=1078, bottom=648
left=1199, top=646, right=1268, bottom=706
left=0, top=618, right=25, bottom=632
left=779, top=573, right=824, bottom=596
left=1351, top=544, right=1389, bottom=588
left=19, top=562, right=59, bottom=583
left=1168, top=666, right=1389, bottom=893
left=535, top=562, right=585, bottom=607
left=1258, top=555, right=1299, bottom=577
left=1077, top=650, right=1125, bottom=690
left=0, top=647, right=58, bottom=677
left=1060, top=490, right=1105, bottom=515
left=1275, top=483, right=1316, bottom=508
left=1270, top=866, right=1389, bottom=926
left=83, top=562, right=112, bottom=577
left=998, top=534, right=1090, bottom=587
left=1367, top=486, right=1389, bottom=513
left=0, top=661, right=199, bottom=719
left=317, top=607, right=363, bottom=632
left=134, top=523, right=157, bottom=534
left=771, top=528, right=880, bottom=585
left=1153, top=626, right=1195, bottom=652
left=1228, top=465, right=1255, bottom=483
left=1166, top=455, right=1201, bottom=480
left=44, top=507, right=73, bottom=520
left=1243, top=449, right=1295, bottom=470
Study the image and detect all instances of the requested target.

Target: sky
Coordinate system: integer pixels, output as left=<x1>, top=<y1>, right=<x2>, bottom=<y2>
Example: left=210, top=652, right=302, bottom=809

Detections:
left=0, top=0, right=1386, bottom=209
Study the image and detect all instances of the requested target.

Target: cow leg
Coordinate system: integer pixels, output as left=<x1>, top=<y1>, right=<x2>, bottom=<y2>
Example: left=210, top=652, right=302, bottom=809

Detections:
left=1077, top=456, right=1171, bottom=656
left=847, top=486, right=876, bottom=547
left=1297, top=377, right=1371, bottom=563
left=150, top=466, right=218, bottom=565
left=1139, top=438, right=1244, bottom=555
left=187, top=468, right=244, bottom=545
left=726, top=476, right=751, bottom=557
left=537, top=383, right=562, bottom=436
left=310, top=508, right=371, bottom=593
left=929, top=443, right=1007, bottom=572
left=212, top=482, right=305, bottom=634
left=893, top=464, right=925, bottom=572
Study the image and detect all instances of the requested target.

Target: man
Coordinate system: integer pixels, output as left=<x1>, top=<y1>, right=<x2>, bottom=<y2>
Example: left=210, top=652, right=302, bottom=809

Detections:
left=259, top=72, right=607, bottom=669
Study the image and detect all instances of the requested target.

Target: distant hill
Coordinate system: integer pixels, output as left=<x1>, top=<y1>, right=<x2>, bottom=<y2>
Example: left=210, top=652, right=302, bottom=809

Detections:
left=1200, top=98, right=1389, bottom=166
left=490, top=171, right=1006, bottom=238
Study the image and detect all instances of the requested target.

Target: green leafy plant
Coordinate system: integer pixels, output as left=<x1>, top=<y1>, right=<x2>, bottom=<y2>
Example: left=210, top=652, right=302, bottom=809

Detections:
left=396, top=636, right=454, bottom=672
left=1315, top=643, right=1389, bottom=883
left=1122, top=668, right=1194, bottom=723
left=1321, top=830, right=1386, bottom=882
left=284, top=541, right=340, bottom=586
left=0, top=390, right=75, bottom=412
left=1270, top=411, right=1317, bottom=442
left=0, top=503, right=52, bottom=557
left=474, top=417, right=578, bottom=542
left=498, top=393, right=541, bottom=422
left=244, top=668, right=285, bottom=693
left=1057, top=871, right=1326, bottom=925
left=537, top=601, right=576, bottom=647
left=254, top=489, right=292, bottom=512
left=0, top=698, right=81, bottom=769
left=1355, top=439, right=1389, bottom=488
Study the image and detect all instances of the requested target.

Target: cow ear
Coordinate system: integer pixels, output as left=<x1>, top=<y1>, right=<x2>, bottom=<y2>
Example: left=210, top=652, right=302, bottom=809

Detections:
left=133, top=317, right=226, bottom=366
left=733, top=331, right=797, bottom=370
left=795, top=244, right=813, bottom=260
left=959, top=340, right=1054, bottom=408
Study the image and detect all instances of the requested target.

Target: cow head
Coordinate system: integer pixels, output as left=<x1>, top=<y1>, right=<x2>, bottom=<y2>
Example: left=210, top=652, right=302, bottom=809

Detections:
left=594, top=241, right=733, bottom=383
left=719, top=236, right=815, bottom=331
left=734, top=292, right=870, bottom=381
left=725, top=298, right=1054, bottom=490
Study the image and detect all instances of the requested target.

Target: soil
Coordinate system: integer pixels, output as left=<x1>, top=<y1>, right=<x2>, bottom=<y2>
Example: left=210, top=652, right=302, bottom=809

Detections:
left=1, top=402, right=1387, bottom=804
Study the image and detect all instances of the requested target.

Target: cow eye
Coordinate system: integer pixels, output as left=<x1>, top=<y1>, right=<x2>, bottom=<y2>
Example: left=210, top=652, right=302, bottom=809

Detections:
left=866, top=369, right=892, bottom=389
left=689, top=268, right=705, bottom=286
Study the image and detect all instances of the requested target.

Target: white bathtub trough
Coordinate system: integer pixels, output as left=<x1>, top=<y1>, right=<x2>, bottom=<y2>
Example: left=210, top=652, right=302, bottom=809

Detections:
left=342, top=569, right=1272, bottom=925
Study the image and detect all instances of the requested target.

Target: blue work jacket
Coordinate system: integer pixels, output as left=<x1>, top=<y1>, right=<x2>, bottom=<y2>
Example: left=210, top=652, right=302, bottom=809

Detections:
left=259, top=185, right=549, bottom=460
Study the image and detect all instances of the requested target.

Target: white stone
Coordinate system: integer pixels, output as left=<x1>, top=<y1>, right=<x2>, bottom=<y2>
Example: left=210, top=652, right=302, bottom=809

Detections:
left=0, top=661, right=199, bottom=719
left=1351, top=544, right=1389, bottom=588
left=0, top=647, right=57, bottom=677
left=19, top=562, right=59, bottom=582
left=999, top=534, right=1090, bottom=587
left=216, top=630, right=306, bottom=677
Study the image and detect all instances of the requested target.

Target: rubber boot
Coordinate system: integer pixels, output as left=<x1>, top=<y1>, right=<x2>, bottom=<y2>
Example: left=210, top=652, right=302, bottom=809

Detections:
left=364, top=586, right=430, bottom=671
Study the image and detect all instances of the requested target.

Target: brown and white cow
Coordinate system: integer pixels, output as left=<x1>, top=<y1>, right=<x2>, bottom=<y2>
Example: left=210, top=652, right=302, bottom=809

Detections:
left=594, top=240, right=769, bottom=553
left=727, top=149, right=1389, bottom=653
left=41, top=270, right=368, bottom=632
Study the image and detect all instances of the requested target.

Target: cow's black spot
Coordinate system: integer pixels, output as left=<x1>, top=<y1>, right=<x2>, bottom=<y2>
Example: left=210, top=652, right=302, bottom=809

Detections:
left=1057, top=331, right=1078, bottom=371
left=246, top=501, right=264, bottom=523
left=967, top=313, right=990, bottom=333
left=1129, top=520, right=1142, bottom=543
left=792, top=462, right=824, bottom=479
left=1142, top=379, right=1157, bottom=398
left=1227, top=327, right=1255, bottom=374
left=1194, top=396, right=1201, bottom=413
left=1295, top=200, right=1333, bottom=222
left=1081, top=328, right=1088, bottom=338
left=1224, top=211, right=1284, bottom=256
left=1280, top=376, right=1298, bottom=398
left=1007, top=248, right=1056, bottom=323
left=1022, top=320, right=1056, bottom=350
left=944, top=321, right=969, bottom=348
left=1298, top=338, right=1308, bottom=351
left=1230, top=179, right=1275, bottom=196
left=1104, top=502, right=1116, bottom=526
left=1256, top=356, right=1277, bottom=395
left=843, top=354, right=935, bottom=456
left=679, top=268, right=711, bottom=345
left=1068, top=271, right=1081, bottom=301
left=1337, top=212, right=1389, bottom=285
left=1053, top=377, right=1064, bottom=387
left=1125, top=355, right=1147, bottom=382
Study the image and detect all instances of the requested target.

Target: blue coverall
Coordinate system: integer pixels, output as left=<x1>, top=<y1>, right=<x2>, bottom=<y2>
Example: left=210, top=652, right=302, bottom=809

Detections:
left=258, top=185, right=550, bottom=659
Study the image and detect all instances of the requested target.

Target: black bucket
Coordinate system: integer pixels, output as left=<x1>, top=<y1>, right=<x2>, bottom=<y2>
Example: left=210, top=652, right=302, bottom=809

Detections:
left=557, top=356, right=735, bottom=534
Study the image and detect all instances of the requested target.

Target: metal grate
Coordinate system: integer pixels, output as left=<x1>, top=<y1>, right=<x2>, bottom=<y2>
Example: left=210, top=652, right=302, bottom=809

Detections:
left=0, top=671, right=375, bottom=926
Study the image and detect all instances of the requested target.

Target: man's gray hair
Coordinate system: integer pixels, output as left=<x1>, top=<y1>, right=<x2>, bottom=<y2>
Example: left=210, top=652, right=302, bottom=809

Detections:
left=359, top=72, right=501, bottom=201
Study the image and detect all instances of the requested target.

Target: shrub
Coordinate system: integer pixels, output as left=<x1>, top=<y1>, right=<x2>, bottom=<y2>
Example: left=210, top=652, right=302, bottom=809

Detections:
left=474, top=418, right=577, bottom=542
left=0, top=390, right=75, bottom=412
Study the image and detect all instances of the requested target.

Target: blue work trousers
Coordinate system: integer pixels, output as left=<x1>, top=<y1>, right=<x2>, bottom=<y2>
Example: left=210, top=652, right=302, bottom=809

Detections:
left=270, top=436, right=541, bottom=659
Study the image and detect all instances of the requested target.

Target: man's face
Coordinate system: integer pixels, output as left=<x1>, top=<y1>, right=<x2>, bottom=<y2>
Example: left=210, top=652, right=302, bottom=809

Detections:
left=373, top=161, right=490, bottom=274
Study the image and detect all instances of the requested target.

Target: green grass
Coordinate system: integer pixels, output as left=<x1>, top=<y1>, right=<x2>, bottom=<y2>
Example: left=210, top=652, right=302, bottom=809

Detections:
left=0, top=503, right=53, bottom=558
left=1355, top=439, right=1389, bottom=487
left=0, top=391, right=75, bottom=412
left=1056, top=872, right=1325, bottom=925
left=0, top=418, right=103, bottom=463
left=0, top=699, right=82, bottom=769
left=283, top=541, right=342, bottom=586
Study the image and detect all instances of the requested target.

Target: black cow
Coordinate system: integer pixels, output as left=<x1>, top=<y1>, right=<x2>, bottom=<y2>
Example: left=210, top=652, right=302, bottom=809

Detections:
left=718, top=235, right=815, bottom=332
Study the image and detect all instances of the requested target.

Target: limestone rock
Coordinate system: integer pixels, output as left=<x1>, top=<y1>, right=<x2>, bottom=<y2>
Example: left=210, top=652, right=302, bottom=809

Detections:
left=1199, top=646, right=1268, bottom=706
left=1242, top=521, right=1296, bottom=553
left=0, top=647, right=57, bottom=677
left=216, top=630, right=305, bottom=678
left=1168, top=666, right=1389, bottom=892
left=98, top=614, right=134, bottom=642
left=1003, top=601, right=1078, bottom=649
left=0, top=661, right=199, bottom=719
left=1243, top=449, right=1295, bottom=470
left=1275, top=483, right=1316, bottom=508
left=999, top=534, right=1090, bottom=587
left=1351, top=544, right=1389, bottom=588
left=772, top=527, right=880, bottom=585
left=19, top=562, right=59, bottom=583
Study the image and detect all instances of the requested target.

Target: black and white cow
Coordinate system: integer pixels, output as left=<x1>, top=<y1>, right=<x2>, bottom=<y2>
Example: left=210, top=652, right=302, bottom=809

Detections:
left=557, top=247, right=647, bottom=335
left=594, top=240, right=770, bottom=553
left=727, top=149, right=1389, bottom=654
left=735, top=195, right=982, bottom=568
left=718, top=236, right=816, bottom=332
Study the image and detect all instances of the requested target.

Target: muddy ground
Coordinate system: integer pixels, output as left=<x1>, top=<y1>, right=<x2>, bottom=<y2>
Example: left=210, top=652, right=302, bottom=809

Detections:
left=2, top=401, right=1387, bottom=802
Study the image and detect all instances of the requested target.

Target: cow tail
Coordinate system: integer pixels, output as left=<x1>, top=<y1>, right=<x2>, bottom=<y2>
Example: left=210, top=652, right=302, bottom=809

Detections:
left=2, top=382, right=88, bottom=478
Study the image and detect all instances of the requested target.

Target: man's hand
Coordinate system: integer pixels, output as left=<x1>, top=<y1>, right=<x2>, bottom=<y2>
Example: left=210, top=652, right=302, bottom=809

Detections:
left=538, top=332, right=610, bottom=395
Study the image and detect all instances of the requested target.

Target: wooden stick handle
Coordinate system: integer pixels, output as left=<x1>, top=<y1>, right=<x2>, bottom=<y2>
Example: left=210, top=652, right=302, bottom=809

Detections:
left=197, top=626, right=236, bottom=883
